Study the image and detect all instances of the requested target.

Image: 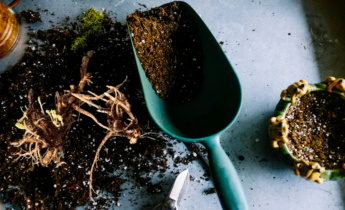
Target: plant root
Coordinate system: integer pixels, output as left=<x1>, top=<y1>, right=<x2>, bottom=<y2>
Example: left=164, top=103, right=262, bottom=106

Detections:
left=72, top=79, right=140, bottom=201
left=72, top=77, right=142, bottom=145
left=72, top=78, right=168, bottom=201
left=11, top=51, right=94, bottom=168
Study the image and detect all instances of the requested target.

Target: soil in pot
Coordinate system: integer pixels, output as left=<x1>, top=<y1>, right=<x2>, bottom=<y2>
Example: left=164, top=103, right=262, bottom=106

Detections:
left=285, top=91, right=345, bottom=170
left=127, top=1, right=203, bottom=103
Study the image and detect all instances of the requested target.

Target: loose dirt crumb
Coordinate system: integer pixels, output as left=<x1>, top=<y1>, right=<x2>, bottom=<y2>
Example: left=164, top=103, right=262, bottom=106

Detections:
left=204, top=187, right=216, bottom=195
left=20, top=9, right=42, bottom=23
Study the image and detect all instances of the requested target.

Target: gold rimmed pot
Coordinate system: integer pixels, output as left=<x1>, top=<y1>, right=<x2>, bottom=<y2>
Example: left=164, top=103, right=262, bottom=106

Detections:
left=269, top=77, right=345, bottom=183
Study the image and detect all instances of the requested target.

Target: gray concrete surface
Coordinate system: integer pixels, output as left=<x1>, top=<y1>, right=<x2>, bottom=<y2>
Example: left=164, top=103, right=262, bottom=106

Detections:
left=1, top=0, right=345, bottom=209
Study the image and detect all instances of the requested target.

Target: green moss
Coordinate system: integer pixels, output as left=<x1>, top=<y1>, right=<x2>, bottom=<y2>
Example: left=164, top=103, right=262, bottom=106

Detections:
left=71, top=8, right=104, bottom=52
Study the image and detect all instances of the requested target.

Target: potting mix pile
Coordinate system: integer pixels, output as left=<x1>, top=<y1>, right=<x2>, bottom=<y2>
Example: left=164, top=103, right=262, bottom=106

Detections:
left=127, top=2, right=203, bottom=103
left=285, top=91, right=345, bottom=170
left=0, top=8, right=208, bottom=209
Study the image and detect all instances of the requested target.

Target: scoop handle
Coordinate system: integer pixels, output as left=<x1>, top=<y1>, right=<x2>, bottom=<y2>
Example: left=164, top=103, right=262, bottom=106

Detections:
left=202, top=136, right=248, bottom=210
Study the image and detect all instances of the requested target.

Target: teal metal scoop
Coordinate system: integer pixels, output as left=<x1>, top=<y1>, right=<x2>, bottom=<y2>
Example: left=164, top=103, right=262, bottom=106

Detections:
left=128, top=2, right=248, bottom=209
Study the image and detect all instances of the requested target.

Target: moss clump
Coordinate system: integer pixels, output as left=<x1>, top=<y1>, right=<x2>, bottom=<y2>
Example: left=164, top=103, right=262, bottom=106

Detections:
left=71, top=8, right=104, bottom=52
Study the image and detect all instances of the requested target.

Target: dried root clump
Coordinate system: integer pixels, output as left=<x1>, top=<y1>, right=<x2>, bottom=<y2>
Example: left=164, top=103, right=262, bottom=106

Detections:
left=72, top=78, right=146, bottom=200
left=73, top=78, right=142, bottom=144
left=11, top=51, right=94, bottom=169
left=12, top=91, right=67, bottom=168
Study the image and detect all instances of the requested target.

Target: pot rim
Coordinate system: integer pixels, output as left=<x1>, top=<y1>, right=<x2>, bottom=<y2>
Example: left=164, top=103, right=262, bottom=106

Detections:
left=271, top=78, right=345, bottom=183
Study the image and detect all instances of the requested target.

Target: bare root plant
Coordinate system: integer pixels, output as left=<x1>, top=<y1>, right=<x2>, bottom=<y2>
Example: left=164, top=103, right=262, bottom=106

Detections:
left=11, top=51, right=94, bottom=169
left=10, top=48, right=165, bottom=201
left=72, top=78, right=166, bottom=201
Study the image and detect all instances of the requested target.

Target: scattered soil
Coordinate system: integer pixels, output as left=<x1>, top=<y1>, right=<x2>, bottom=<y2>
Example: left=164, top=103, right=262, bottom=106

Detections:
left=285, top=91, right=345, bottom=170
left=204, top=187, right=216, bottom=195
left=0, top=11, right=208, bottom=209
left=20, top=9, right=42, bottom=23
left=127, top=2, right=203, bottom=103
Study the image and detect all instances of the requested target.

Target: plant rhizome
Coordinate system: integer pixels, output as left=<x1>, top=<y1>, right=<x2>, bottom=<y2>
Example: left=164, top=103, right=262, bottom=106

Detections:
left=285, top=91, right=345, bottom=170
left=11, top=50, right=93, bottom=169
left=72, top=78, right=166, bottom=200
left=127, top=1, right=203, bottom=103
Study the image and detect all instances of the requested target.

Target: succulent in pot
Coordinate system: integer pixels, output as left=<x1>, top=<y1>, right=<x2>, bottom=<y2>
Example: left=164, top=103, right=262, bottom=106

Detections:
left=269, top=77, right=345, bottom=183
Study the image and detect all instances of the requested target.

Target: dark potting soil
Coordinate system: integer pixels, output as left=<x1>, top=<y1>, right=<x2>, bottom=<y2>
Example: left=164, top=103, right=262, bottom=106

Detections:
left=0, top=12, right=208, bottom=209
left=20, top=9, right=42, bottom=23
left=285, top=91, right=345, bottom=170
left=127, top=1, right=203, bottom=103
left=204, top=187, right=216, bottom=195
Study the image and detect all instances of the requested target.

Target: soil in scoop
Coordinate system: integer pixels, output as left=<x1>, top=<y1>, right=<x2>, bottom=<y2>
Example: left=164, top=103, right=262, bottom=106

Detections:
left=285, top=91, right=345, bottom=170
left=127, top=2, right=203, bottom=103
left=0, top=12, right=209, bottom=209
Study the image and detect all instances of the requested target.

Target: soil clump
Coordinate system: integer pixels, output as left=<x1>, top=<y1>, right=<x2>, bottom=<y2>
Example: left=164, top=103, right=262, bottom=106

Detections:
left=20, top=9, right=42, bottom=23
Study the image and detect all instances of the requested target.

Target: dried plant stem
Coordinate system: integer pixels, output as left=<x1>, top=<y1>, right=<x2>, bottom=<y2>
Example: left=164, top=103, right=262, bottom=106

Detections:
left=72, top=104, right=110, bottom=131
left=89, top=132, right=113, bottom=201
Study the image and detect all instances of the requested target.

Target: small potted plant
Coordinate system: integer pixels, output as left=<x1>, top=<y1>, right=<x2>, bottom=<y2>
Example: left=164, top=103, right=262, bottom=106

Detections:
left=269, top=77, right=345, bottom=183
